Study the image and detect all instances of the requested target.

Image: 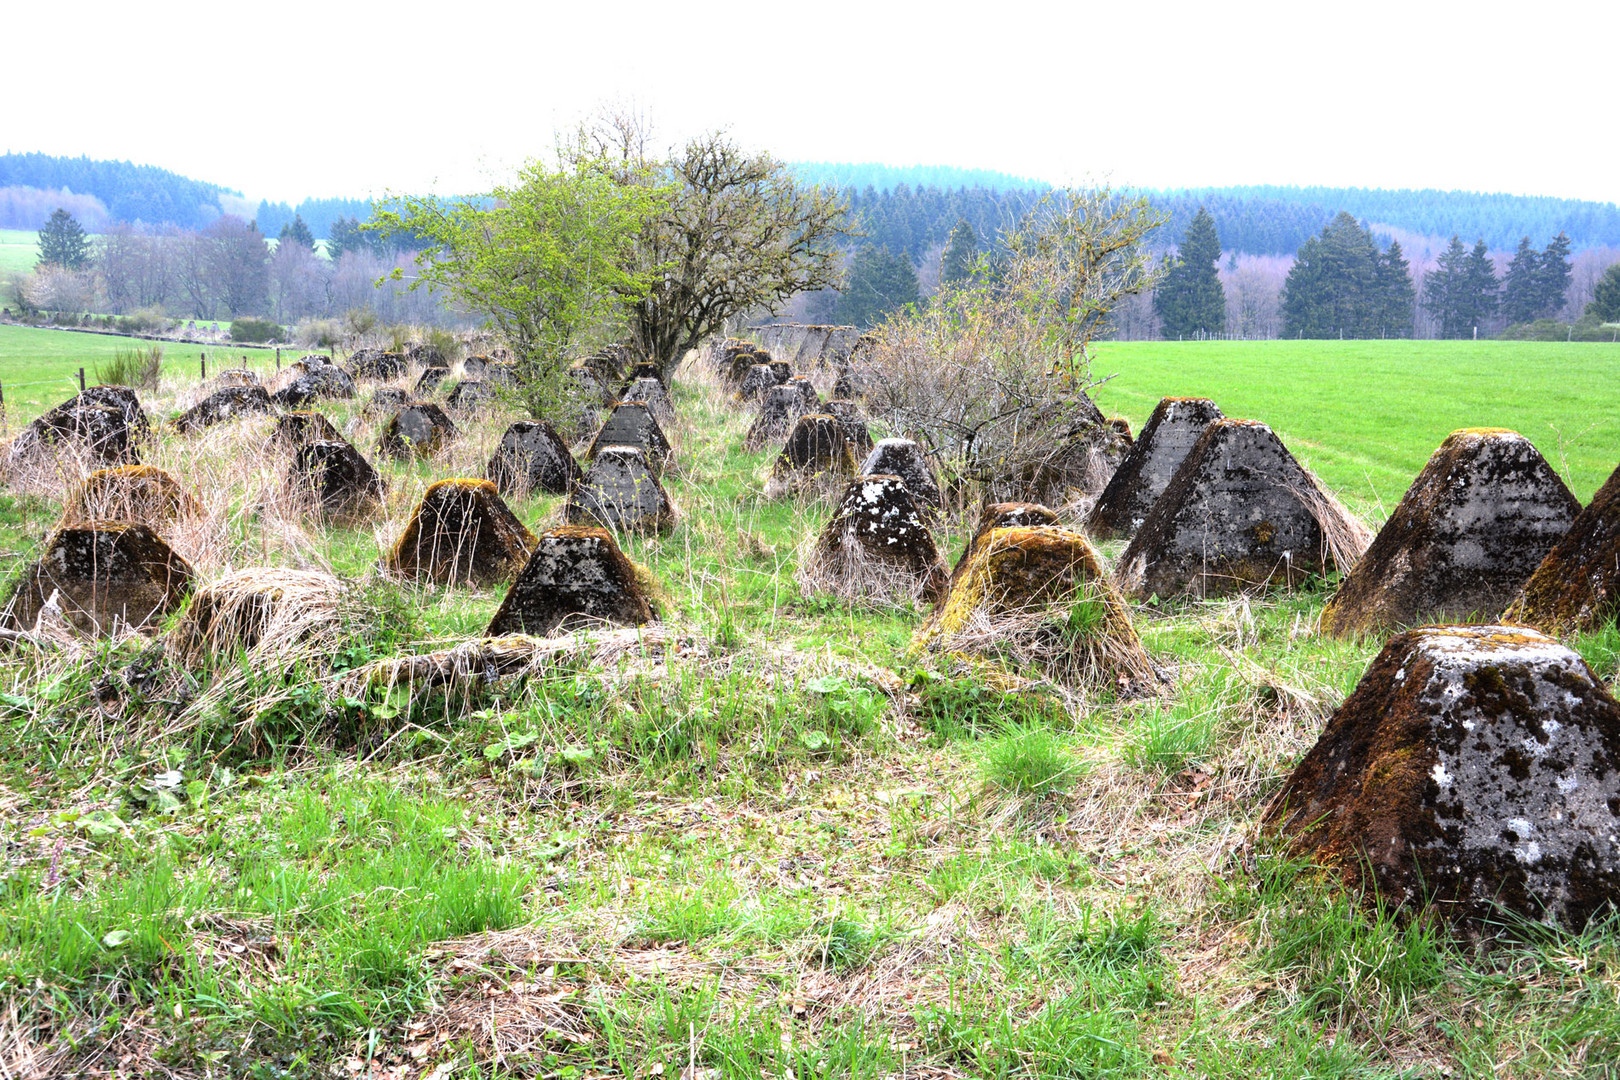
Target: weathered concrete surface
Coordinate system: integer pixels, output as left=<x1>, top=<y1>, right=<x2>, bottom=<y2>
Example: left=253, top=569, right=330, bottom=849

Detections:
left=347, top=349, right=408, bottom=380
left=1, top=522, right=195, bottom=636
left=1265, top=625, right=1620, bottom=930
left=447, top=379, right=495, bottom=412
left=270, top=365, right=356, bottom=408
left=486, top=420, right=581, bottom=497
left=1088, top=397, right=1224, bottom=539
left=486, top=525, right=656, bottom=636
left=744, top=385, right=817, bottom=452
left=378, top=403, right=459, bottom=460
left=1506, top=460, right=1620, bottom=636
left=738, top=363, right=787, bottom=404
left=8, top=389, right=148, bottom=469
left=588, top=403, right=672, bottom=471
left=1117, top=419, right=1354, bottom=600
left=1322, top=429, right=1580, bottom=637
left=290, top=441, right=387, bottom=524
left=797, top=474, right=949, bottom=605
left=171, top=386, right=275, bottom=434
left=946, top=501, right=1061, bottom=590
left=619, top=376, right=675, bottom=425
left=62, top=465, right=198, bottom=526
left=915, top=524, right=1161, bottom=696
left=822, top=400, right=874, bottom=455
left=270, top=411, right=345, bottom=449
left=385, top=478, right=537, bottom=586
left=859, top=438, right=944, bottom=513
left=747, top=324, right=862, bottom=369
left=764, top=414, right=857, bottom=499
left=567, top=446, right=677, bottom=534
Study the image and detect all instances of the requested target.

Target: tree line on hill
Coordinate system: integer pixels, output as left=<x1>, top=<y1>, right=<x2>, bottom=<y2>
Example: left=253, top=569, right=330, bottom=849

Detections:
left=11, top=209, right=450, bottom=333
left=0, top=152, right=241, bottom=230
left=1147, top=208, right=1620, bottom=341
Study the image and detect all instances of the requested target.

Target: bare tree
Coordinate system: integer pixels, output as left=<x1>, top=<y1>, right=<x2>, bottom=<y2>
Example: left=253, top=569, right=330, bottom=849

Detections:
left=856, top=187, right=1164, bottom=497
left=268, top=239, right=328, bottom=323
left=574, top=114, right=851, bottom=376
left=203, top=216, right=269, bottom=317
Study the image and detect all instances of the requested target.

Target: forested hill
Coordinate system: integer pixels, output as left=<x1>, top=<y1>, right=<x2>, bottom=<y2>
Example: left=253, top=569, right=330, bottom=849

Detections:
left=1149, top=186, right=1620, bottom=255
left=253, top=197, right=378, bottom=241
left=800, top=172, right=1620, bottom=260
left=0, top=152, right=239, bottom=229
left=790, top=162, right=1048, bottom=193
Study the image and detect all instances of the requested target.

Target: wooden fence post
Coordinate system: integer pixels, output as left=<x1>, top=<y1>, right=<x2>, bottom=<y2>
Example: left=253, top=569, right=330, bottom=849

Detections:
left=200, top=355, right=207, bottom=381
left=78, top=367, right=86, bottom=392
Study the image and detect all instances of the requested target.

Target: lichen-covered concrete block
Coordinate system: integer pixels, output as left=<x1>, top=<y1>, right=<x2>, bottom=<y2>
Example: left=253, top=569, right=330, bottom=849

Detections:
left=1266, top=625, right=1620, bottom=929
left=486, top=420, right=581, bottom=497
left=1088, top=397, right=1224, bottom=539
left=1506, top=461, right=1620, bottom=635
left=1322, top=429, right=1579, bottom=637
left=566, top=446, right=677, bottom=534
left=486, top=525, right=656, bottom=636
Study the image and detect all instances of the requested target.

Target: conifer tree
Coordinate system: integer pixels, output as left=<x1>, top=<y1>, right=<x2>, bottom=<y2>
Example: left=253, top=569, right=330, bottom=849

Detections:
left=1423, top=236, right=1469, bottom=338
left=1500, top=237, right=1542, bottom=326
left=278, top=214, right=316, bottom=250
left=1375, top=240, right=1415, bottom=337
left=37, top=208, right=90, bottom=270
left=1464, top=239, right=1500, bottom=331
left=1536, top=231, right=1573, bottom=318
left=833, top=246, right=920, bottom=328
left=1281, top=212, right=1384, bottom=337
left=939, top=218, right=978, bottom=286
left=1588, top=263, right=1620, bottom=322
left=1153, top=206, right=1225, bottom=338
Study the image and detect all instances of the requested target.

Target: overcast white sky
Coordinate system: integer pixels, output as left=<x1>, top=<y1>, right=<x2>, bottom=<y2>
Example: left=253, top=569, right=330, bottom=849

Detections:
left=10, top=0, right=1617, bottom=205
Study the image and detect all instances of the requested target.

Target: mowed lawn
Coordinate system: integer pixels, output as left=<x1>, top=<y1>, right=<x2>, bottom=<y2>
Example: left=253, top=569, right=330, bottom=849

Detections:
left=1091, top=339, right=1620, bottom=513
left=0, top=229, right=39, bottom=276
left=0, top=323, right=273, bottom=424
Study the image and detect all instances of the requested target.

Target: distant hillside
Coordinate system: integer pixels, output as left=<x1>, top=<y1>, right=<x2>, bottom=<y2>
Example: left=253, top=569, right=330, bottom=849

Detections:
left=0, top=152, right=240, bottom=230
left=791, top=162, right=1049, bottom=193
left=255, top=197, right=378, bottom=240
left=1147, top=186, right=1620, bottom=254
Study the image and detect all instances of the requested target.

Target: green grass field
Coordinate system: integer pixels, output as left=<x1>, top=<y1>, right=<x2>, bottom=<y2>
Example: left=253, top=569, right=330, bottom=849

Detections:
left=0, top=229, right=39, bottom=277
left=1091, top=339, right=1620, bottom=510
left=1, top=331, right=1618, bottom=1077
left=0, top=323, right=277, bottom=425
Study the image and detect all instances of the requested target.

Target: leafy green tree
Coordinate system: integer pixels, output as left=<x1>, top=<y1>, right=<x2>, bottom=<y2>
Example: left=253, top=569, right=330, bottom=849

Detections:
left=371, top=153, right=662, bottom=414
left=278, top=214, right=315, bottom=250
left=1154, top=206, right=1225, bottom=337
left=939, top=218, right=979, bottom=286
left=1374, top=239, right=1415, bottom=337
left=1588, top=262, right=1620, bottom=322
left=833, top=246, right=920, bottom=327
left=38, top=208, right=90, bottom=270
left=576, top=123, right=850, bottom=379
left=1500, top=237, right=1542, bottom=326
left=1536, top=231, right=1572, bottom=317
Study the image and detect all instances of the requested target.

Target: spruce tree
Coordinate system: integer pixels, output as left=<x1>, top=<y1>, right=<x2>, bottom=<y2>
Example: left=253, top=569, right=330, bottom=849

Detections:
left=1424, top=236, right=1470, bottom=338
left=1281, top=212, right=1385, bottom=338
left=1375, top=240, right=1416, bottom=337
left=279, top=214, right=316, bottom=250
left=939, top=218, right=978, bottom=286
left=37, top=208, right=90, bottom=270
left=1536, top=232, right=1573, bottom=318
left=1588, top=263, right=1620, bottom=322
left=1463, top=239, right=1500, bottom=333
left=1500, top=237, right=1542, bottom=326
left=1154, top=206, right=1226, bottom=338
left=833, top=246, right=920, bottom=328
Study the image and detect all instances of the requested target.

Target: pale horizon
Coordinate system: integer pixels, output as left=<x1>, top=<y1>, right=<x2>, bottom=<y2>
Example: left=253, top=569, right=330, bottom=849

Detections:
left=10, top=0, right=1617, bottom=207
